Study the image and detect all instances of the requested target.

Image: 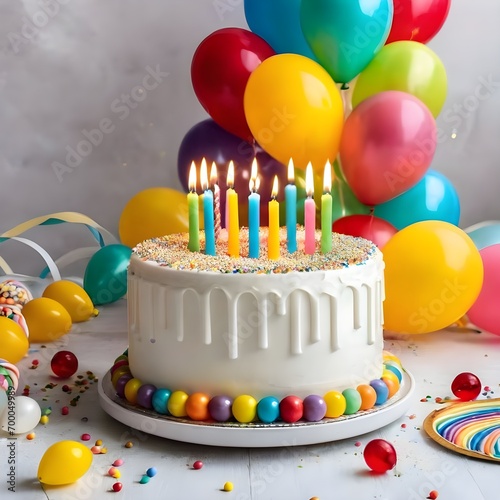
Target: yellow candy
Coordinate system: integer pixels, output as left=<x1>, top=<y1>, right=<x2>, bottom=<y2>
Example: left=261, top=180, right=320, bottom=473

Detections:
left=381, top=370, right=400, bottom=387
left=323, top=391, right=346, bottom=418
left=167, top=391, right=189, bottom=417
left=111, top=366, right=131, bottom=387
left=232, top=395, right=257, bottom=423
left=123, top=378, right=142, bottom=405
left=223, top=481, right=234, bottom=492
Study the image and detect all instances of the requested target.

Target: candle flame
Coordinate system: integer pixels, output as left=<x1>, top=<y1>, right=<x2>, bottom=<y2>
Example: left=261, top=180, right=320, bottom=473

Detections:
left=250, top=157, right=258, bottom=182
left=227, top=160, right=235, bottom=189
left=323, top=160, right=332, bottom=194
left=200, top=158, right=209, bottom=191
left=287, top=158, right=295, bottom=184
left=305, top=162, right=314, bottom=197
left=210, top=161, right=218, bottom=187
left=271, top=175, right=278, bottom=199
left=188, top=161, right=197, bottom=192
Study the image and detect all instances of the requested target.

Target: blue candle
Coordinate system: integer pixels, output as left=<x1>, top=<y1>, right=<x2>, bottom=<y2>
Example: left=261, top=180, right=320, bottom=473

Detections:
left=285, top=158, right=297, bottom=254
left=248, top=158, right=260, bottom=258
left=200, top=159, right=216, bottom=256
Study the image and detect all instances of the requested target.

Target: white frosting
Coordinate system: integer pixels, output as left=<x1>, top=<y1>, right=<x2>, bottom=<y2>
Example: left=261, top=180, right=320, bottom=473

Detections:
left=127, top=249, right=385, bottom=399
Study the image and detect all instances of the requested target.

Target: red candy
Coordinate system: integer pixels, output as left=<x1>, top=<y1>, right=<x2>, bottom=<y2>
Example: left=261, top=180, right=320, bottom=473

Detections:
left=279, top=395, right=303, bottom=423
left=363, top=439, right=397, bottom=473
left=193, top=460, right=203, bottom=470
left=51, top=351, right=79, bottom=378
left=451, top=372, right=481, bottom=401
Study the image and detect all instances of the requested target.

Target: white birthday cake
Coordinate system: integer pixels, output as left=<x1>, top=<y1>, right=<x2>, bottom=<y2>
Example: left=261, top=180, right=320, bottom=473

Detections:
left=109, top=227, right=404, bottom=424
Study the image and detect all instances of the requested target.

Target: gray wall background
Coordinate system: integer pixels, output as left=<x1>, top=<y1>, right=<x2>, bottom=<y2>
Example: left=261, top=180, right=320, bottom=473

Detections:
left=0, top=0, right=499, bottom=276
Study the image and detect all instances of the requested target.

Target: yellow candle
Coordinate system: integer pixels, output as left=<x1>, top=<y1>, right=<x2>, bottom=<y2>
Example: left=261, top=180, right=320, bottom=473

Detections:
left=268, top=175, right=280, bottom=260
left=227, top=161, right=239, bottom=257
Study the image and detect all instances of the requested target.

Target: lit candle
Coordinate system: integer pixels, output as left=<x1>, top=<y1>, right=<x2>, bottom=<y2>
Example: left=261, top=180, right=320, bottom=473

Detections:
left=304, top=162, right=315, bottom=255
left=321, top=161, right=333, bottom=254
left=187, top=161, right=200, bottom=252
left=201, top=159, right=216, bottom=256
left=227, top=161, right=239, bottom=257
left=248, top=158, right=260, bottom=259
left=284, top=158, right=297, bottom=254
left=210, top=162, right=221, bottom=242
left=268, top=175, right=280, bottom=260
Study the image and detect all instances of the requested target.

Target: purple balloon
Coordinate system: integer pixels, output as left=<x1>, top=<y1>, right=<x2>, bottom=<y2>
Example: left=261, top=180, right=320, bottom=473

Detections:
left=177, top=119, right=287, bottom=225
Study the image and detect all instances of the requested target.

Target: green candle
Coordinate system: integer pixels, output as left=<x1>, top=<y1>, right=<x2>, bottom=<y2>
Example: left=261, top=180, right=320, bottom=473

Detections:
left=188, top=161, right=200, bottom=252
left=321, top=161, right=332, bottom=254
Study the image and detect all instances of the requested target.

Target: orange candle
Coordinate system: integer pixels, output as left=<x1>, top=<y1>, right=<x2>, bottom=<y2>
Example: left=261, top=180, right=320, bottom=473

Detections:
left=227, top=161, right=239, bottom=257
left=268, top=175, right=280, bottom=260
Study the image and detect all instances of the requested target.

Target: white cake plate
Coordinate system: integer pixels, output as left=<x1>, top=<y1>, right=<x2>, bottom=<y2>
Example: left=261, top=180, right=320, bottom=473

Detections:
left=98, top=370, right=415, bottom=448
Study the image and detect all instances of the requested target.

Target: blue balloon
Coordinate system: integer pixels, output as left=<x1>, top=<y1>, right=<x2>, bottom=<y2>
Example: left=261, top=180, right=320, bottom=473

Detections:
left=244, top=0, right=317, bottom=60
left=466, top=223, right=500, bottom=251
left=374, top=170, right=460, bottom=230
left=300, top=0, right=393, bottom=84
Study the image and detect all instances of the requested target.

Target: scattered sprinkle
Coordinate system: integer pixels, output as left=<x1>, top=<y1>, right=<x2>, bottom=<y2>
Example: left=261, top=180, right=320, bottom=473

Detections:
left=354, top=441, right=361, bottom=447
left=193, top=460, right=203, bottom=470
left=125, top=441, right=134, bottom=448
left=108, top=467, right=120, bottom=478
left=26, top=432, right=35, bottom=440
left=401, top=423, right=407, bottom=429
left=91, top=446, right=102, bottom=454
left=100, top=447, right=108, bottom=454
left=146, top=467, right=157, bottom=478
left=139, top=475, right=150, bottom=484
left=223, top=481, right=234, bottom=492
left=40, top=415, right=49, bottom=425
left=95, top=439, right=103, bottom=446
left=81, top=433, right=91, bottom=441
left=81, top=417, right=88, bottom=422
left=61, top=406, right=69, bottom=415
left=112, top=482, right=123, bottom=492
left=428, top=490, right=439, bottom=499
left=113, top=459, right=124, bottom=467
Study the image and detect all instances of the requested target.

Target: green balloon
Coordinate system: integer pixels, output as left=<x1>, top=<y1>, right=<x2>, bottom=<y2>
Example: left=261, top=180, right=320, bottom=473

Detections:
left=352, top=41, right=447, bottom=118
left=332, top=160, right=370, bottom=221
left=83, top=244, right=132, bottom=305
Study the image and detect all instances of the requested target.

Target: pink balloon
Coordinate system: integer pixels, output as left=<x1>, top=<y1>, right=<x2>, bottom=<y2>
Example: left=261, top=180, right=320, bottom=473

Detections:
left=333, top=214, right=397, bottom=248
left=467, top=244, right=500, bottom=336
left=339, top=91, right=437, bottom=206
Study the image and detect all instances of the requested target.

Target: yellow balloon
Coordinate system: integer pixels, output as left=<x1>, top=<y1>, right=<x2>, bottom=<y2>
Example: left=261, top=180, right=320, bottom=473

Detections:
left=119, top=187, right=190, bottom=248
left=244, top=54, right=344, bottom=173
left=383, top=221, right=484, bottom=334
left=43, top=280, right=97, bottom=323
left=38, top=440, right=93, bottom=485
left=0, top=316, right=29, bottom=364
left=352, top=41, right=447, bottom=118
left=22, top=298, right=72, bottom=343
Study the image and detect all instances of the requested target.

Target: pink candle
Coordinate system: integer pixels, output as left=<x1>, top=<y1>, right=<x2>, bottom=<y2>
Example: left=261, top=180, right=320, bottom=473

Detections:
left=304, top=162, right=315, bottom=255
left=210, top=162, right=221, bottom=241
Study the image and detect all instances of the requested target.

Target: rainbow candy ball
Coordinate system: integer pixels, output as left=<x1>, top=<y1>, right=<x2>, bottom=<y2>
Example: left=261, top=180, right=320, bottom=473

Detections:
left=280, top=395, right=303, bottom=423
left=152, top=389, right=171, bottom=415
left=257, top=396, right=280, bottom=423
left=303, top=395, right=327, bottom=422
left=232, top=395, right=257, bottom=423
left=208, top=395, right=233, bottom=422
left=364, top=439, right=397, bottom=473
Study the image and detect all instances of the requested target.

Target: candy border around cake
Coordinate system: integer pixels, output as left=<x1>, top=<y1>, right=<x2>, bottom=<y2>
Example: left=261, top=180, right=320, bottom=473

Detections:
left=107, top=350, right=405, bottom=425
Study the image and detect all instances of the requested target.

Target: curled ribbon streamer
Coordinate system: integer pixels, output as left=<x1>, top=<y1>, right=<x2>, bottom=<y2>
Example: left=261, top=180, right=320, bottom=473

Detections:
left=0, top=212, right=118, bottom=282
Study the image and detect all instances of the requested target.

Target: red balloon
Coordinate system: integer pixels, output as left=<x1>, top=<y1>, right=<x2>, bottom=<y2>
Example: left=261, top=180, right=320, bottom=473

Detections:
left=339, top=91, right=437, bottom=206
left=333, top=215, right=397, bottom=248
left=387, top=0, right=451, bottom=45
left=191, top=28, right=275, bottom=142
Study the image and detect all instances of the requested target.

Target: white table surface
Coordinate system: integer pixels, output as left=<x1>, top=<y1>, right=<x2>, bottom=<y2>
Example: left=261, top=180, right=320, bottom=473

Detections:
left=1, top=299, right=499, bottom=500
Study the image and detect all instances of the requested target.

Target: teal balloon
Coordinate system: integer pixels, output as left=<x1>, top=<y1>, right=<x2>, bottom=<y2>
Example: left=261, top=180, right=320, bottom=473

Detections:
left=466, top=223, right=500, bottom=251
left=300, top=0, right=393, bottom=84
left=83, top=244, right=132, bottom=305
left=244, top=0, right=317, bottom=60
left=374, top=170, right=460, bottom=230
